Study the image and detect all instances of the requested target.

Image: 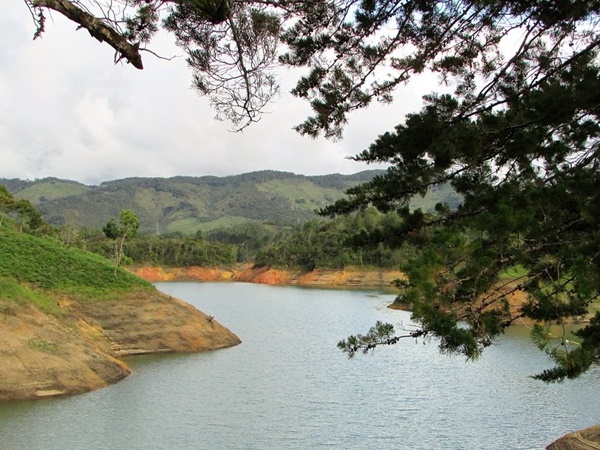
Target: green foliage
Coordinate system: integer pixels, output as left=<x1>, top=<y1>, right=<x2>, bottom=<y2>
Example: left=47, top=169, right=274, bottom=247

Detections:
left=188, top=0, right=230, bottom=24
left=0, top=185, right=15, bottom=210
left=498, top=265, right=528, bottom=281
left=103, top=218, right=120, bottom=240
left=0, top=277, right=62, bottom=315
left=12, top=178, right=90, bottom=205
left=338, top=321, right=427, bottom=358
left=0, top=185, right=47, bottom=233
left=207, top=221, right=275, bottom=262
left=103, top=209, right=140, bottom=266
left=0, top=227, right=150, bottom=297
left=123, top=234, right=236, bottom=267
left=282, top=0, right=600, bottom=139
left=530, top=314, right=600, bottom=382
left=118, top=209, right=140, bottom=239
left=255, top=211, right=413, bottom=270
left=1, top=171, right=384, bottom=234
left=324, top=1, right=600, bottom=381
left=0, top=185, right=16, bottom=226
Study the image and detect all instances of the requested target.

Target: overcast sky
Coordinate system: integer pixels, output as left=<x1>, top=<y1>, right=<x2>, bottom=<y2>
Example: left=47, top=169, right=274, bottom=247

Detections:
left=2, top=3, right=434, bottom=186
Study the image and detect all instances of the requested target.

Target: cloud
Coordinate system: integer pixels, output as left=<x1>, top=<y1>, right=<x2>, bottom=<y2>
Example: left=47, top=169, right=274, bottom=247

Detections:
left=1, top=4, right=431, bottom=185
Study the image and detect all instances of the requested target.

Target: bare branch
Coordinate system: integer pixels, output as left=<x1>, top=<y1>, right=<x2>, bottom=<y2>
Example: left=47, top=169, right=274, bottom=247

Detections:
left=140, top=47, right=180, bottom=62
left=32, top=0, right=144, bottom=69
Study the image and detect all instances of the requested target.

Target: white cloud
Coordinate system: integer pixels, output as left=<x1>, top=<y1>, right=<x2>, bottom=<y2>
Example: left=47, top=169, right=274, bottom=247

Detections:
left=1, top=3, right=432, bottom=185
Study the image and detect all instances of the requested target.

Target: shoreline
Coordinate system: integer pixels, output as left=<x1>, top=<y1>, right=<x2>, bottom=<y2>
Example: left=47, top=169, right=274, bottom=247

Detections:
left=0, top=288, right=240, bottom=402
left=129, top=264, right=405, bottom=289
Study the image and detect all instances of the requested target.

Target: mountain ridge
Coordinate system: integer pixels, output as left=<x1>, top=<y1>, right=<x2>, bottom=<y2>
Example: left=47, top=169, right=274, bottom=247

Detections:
left=1, top=170, right=386, bottom=234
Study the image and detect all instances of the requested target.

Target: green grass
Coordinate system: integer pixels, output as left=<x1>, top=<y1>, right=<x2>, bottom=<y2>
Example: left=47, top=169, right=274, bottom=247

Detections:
left=16, top=181, right=90, bottom=204
left=256, top=179, right=345, bottom=209
left=27, top=338, right=59, bottom=353
left=0, top=228, right=150, bottom=299
left=167, top=216, right=258, bottom=234
left=0, top=277, right=63, bottom=315
left=496, top=264, right=600, bottom=316
left=498, top=264, right=528, bottom=280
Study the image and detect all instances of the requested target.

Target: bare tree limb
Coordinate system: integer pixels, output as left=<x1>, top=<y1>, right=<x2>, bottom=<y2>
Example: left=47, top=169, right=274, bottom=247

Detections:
left=32, top=0, right=144, bottom=69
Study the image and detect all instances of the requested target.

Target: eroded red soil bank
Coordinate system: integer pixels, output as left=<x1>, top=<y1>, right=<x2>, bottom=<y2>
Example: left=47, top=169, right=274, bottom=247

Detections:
left=130, top=264, right=405, bottom=288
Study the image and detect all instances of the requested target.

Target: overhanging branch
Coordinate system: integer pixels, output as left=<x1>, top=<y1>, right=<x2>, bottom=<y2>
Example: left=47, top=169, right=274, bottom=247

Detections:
left=32, top=0, right=144, bottom=69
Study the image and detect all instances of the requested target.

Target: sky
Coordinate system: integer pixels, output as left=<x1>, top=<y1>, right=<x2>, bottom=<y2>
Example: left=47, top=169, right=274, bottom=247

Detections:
left=1, top=3, right=433, bottom=186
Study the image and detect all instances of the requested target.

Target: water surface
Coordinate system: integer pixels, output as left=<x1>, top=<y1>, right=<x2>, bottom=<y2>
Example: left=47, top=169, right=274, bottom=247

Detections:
left=0, top=282, right=598, bottom=449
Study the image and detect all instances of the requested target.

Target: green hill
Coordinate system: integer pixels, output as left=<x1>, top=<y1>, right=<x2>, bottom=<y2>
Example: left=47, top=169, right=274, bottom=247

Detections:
left=0, top=228, right=149, bottom=300
left=2, top=170, right=460, bottom=235
left=1, top=171, right=382, bottom=234
left=0, top=222, right=240, bottom=401
left=16, top=178, right=90, bottom=203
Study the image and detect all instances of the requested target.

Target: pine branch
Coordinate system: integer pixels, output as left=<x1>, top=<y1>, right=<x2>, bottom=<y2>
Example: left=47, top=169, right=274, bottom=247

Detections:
left=338, top=321, right=427, bottom=358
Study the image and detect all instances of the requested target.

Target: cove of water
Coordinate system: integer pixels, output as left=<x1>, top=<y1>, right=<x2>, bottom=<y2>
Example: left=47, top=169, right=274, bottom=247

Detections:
left=0, top=282, right=598, bottom=449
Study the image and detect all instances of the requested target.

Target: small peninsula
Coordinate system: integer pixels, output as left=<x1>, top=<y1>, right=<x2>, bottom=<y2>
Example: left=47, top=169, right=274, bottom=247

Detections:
left=0, top=228, right=240, bottom=401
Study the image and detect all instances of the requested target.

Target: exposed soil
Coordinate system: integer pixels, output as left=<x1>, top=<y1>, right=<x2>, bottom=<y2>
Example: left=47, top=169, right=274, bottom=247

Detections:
left=0, top=303, right=130, bottom=401
left=131, top=264, right=405, bottom=288
left=0, top=289, right=240, bottom=401
left=546, top=424, right=600, bottom=450
left=69, top=290, right=241, bottom=356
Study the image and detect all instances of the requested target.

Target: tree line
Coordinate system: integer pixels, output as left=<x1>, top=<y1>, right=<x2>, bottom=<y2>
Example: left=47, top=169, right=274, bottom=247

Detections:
left=1, top=186, right=416, bottom=271
left=54, top=207, right=415, bottom=270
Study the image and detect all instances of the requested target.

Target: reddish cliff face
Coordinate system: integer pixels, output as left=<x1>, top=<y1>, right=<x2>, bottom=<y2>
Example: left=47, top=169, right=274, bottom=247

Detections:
left=134, top=266, right=236, bottom=282
left=130, top=265, right=405, bottom=288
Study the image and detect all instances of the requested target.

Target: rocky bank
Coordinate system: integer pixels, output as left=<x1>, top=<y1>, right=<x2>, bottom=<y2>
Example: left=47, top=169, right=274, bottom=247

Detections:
left=131, top=264, right=405, bottom=288
left=0, top=289, right=240, bottom=401
left=546, top=424, right=600, bottom=450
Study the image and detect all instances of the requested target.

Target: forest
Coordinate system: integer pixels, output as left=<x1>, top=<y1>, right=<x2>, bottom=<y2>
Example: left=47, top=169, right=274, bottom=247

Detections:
left=54, top=206, right=419, bottom=270
left=0, top=171, right=385, bottom=234
left=2, top=172, right=460, bottom=270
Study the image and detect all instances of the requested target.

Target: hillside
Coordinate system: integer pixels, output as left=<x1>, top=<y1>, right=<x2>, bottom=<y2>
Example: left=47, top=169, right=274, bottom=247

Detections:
left=0, top=227, right=240, bottom=401
left=2, top=171, right=461, bottom=235
left=1, top=171, right=379, bottom=234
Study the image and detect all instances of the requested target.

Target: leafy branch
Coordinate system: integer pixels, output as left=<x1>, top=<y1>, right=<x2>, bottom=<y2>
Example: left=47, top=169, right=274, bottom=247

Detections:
left=338, top=321, right=427, bottom=358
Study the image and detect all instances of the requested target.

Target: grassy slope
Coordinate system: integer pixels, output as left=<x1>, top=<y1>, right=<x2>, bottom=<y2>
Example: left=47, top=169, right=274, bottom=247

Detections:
left=168, top=215, right=259, bottom=234
left=0, top=227, right=151, bottom=316
left=256, top=179, right=347, bottom=211
left=3, top=172, right=385, bottom=233
left=0, top=228, right=149, bottom=298
left=0, top=226, right=240, bottom=401
left=14, top=179, right=90, bottom=204
left=0, top=226, right=142, bottom=399
left=0, top=277, right=62, bottom=315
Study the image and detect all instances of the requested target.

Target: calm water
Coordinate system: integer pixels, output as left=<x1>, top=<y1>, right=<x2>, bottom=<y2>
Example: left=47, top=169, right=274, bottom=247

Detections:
left=0, top=282, right=598, bottom=449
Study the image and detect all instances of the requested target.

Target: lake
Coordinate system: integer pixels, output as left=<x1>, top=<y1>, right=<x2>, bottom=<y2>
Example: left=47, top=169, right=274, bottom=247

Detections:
left=0, top=282, right=598, bottom=449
